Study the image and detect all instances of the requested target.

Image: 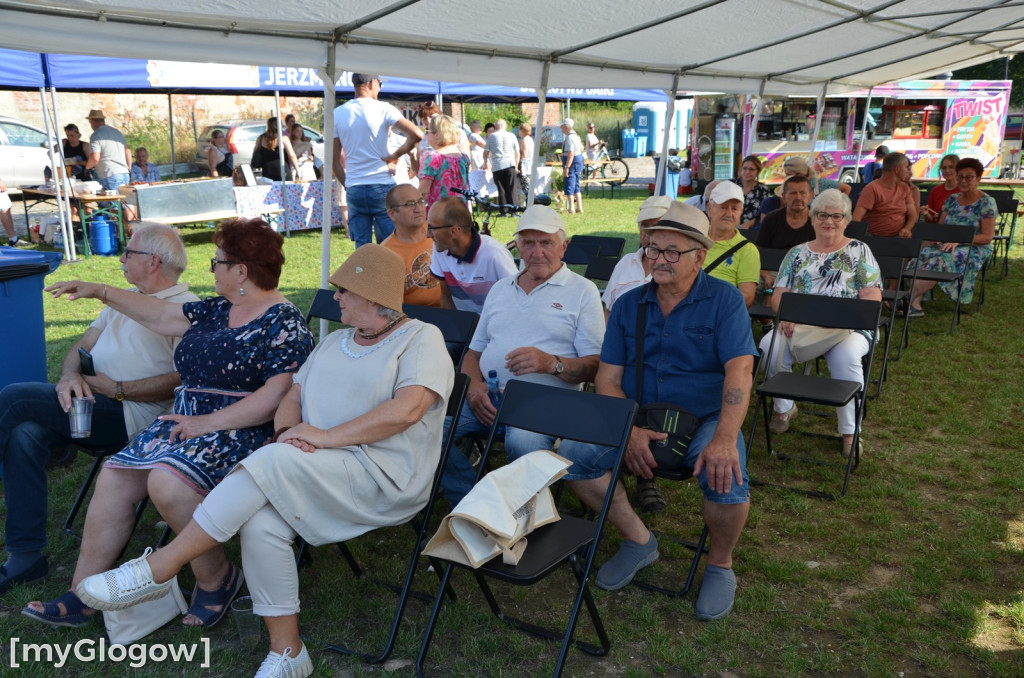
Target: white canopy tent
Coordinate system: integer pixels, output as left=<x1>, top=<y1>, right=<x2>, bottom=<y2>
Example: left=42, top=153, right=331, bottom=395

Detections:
left=2, top=0, right=1021, bottom=293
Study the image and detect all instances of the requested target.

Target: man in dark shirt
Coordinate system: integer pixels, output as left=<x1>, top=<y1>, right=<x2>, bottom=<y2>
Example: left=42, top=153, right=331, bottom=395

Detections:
left=757, top=175, right=815, bottom=288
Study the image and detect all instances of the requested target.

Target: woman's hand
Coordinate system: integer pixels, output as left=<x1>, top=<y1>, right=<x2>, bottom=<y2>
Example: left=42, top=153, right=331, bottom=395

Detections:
left=159, top=413, right=217, bottom=444
left=45, top=280, right=104, bottom=301
left=778, top=320, right=796, bottom=338
left=55, top=373, right=92, bottom=411
left=277, top=423, right=327, bottom=453
left=939, top=241, right=959, bottom=253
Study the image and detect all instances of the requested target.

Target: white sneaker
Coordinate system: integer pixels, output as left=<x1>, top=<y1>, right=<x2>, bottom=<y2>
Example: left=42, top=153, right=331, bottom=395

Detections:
left=76, top=547, right=172, bottom=611
left=254, top=644, right=313, bottom=678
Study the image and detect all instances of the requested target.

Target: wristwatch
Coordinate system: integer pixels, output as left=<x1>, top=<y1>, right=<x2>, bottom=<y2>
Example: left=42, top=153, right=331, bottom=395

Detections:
left=552, top=356, right=564, bottom=376
left=115, top=382, right=125, bottom=402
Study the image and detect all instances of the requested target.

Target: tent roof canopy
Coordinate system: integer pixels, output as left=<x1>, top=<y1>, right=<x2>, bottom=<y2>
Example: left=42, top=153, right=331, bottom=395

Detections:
left=1, top=1, right=1021, bottom=96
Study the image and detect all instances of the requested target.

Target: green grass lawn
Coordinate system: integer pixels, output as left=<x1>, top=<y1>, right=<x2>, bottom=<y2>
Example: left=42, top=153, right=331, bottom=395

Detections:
left=3, top=190, right=1023, bottom=676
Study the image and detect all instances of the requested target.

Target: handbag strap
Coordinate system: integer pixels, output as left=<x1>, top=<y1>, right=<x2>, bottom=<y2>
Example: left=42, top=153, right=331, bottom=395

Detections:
left=704, top=238, right=750, bottom=273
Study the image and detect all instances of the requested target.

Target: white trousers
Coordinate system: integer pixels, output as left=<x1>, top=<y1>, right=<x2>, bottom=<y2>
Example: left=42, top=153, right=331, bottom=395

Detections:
left=193, top=468, right=300, bottom=617
left=758, top=330, right=870, bottom=435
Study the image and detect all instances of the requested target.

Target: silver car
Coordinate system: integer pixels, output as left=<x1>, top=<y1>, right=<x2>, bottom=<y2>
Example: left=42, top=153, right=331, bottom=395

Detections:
left=0, top=115, right=52, bottom=188
left=193, top=119, right=324, bottom=173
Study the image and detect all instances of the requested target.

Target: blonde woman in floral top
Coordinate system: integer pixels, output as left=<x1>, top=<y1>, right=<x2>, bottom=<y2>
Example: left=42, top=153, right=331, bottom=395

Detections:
left=418, top=114, right=470, bottom=211
left=758, top=188, right=882, bottom=459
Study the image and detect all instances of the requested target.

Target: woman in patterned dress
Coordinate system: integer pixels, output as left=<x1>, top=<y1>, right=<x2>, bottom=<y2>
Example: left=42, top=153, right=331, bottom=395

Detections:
left=418, top=114, right=470, bottom=211
left=908, top=157, right=996, bottom=315
left=758, top=189, right=882, bottom=458
left=26, top=219, right=314, bottom=630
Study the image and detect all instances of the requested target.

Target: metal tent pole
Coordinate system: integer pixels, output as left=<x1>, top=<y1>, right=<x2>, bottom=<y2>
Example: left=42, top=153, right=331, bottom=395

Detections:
left=168, top=94, right=177, bottom=179
left=527, top=61, right=551, bottom=209
left=854, top=87, right=873, bottom=181
left=807, top=82, right=829, bottom=168
left=274, top=90, right=290, bottom=235
left=42, top=87, right=75, bottom=260
left=654, top=74, right=680, bottom=197
left=318, top=43, right=337, bottom=341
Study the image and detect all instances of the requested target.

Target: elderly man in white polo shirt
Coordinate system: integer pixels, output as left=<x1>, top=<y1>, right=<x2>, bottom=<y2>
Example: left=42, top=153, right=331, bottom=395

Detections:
left=439, top=204, right=605, bottom=504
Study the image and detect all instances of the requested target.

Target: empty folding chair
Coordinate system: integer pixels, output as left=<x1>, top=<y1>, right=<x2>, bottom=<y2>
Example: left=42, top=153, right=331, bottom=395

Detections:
left=991, top=194, right=1018, bottom=280
left=561, top=239, right=600, bottom=266
left=416, top=380, right=637, bottom=678
left=403, top=305, right=479, bottom=369
left=570, top=234, right=626, bottom=258
left=859, top=235, right=922, bottom=378
left=748, top=293, right=881, bottom=500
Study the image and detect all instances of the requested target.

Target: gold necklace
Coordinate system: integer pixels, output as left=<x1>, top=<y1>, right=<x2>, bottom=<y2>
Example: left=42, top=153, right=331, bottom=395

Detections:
left=357, top=314, right=406, bottom=340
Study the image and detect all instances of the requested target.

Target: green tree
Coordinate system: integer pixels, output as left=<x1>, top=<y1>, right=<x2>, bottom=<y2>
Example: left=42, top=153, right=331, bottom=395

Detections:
left=952, top=56, right=1024, bottom=108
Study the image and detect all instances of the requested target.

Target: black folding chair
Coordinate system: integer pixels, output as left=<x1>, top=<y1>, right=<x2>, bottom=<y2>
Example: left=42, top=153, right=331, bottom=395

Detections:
left=403, top=305, right=479, bottom=370
left=860, top=235, right=922, bottom=376
left=991, top=194, right=1018, bottom=280
left=907, top=223, right=976, bottom=333
left=748, top=293, right=881, bottom=500
left=748, top=247, right=789, bottom=322
left=305, top=287, right=342, bottom=326
left=844, top=220, right=868, bottom=239
left=562, top=239, right=600, bottom=266
left=321, top=373, right=469, bottom=664
left=583, top=255, right=620, bottom=295
left=569, top=234, right=626, bottom=258
left=416, top=381, right=637, bottom=678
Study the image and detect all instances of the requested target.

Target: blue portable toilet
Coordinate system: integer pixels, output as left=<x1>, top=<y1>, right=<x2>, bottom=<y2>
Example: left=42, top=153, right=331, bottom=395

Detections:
left=633, top=101, right=689, bottom=154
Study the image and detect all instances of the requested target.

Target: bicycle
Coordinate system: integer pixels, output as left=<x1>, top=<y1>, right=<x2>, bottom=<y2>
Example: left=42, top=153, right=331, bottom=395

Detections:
left=580, top=152, right=629, bottom=186
left=452, top=187, right=551, bottom=236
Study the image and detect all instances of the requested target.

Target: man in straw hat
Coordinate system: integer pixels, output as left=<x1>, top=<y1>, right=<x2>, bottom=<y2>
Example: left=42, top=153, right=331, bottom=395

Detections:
left=439, top=204, right=604, bottom=505
left=83, top=109, right=131, bottom=196
left=601, top=195, right=675, bottom=314
left=557, top=201, right=757, bottom=621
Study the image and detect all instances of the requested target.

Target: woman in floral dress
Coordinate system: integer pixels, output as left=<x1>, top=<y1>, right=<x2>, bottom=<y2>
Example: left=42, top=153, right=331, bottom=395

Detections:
left=26, top=219, right=314, bottom=630
left=908, top=157, right=996, bottom=314
left=758, top=188, right=882, bottom=459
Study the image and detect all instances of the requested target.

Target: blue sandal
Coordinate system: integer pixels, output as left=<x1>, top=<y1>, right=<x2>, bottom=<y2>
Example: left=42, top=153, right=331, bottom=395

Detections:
left=22, top=590, right=92, bottom=628
left=185, top=563, right=244, bottom=628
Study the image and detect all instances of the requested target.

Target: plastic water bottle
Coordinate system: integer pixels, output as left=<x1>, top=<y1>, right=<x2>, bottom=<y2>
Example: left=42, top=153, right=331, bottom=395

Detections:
left=487, top=370, right=505, bottom=435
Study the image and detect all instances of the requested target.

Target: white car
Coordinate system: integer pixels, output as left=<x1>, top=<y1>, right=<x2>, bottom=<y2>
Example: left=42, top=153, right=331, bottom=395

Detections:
left=194, top=119, right=325, bottom=174
left=0, top=115, right=52, bottom=188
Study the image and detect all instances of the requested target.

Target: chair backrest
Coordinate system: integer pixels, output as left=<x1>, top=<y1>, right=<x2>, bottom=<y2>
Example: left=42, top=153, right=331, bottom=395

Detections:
left=775, top=292, right=881, bottom=332
left=912, top=222, right=975, bottom=245
left=494, top=380, right=637, bottom=449
left=757, top=246, right=789, bottom=272
left=738, top=228, right=757, bottom=242
left=844, top=220, right=868, bottom=239
left=305, top=287, right=342, bottom=326
left=584, top=255, right=620, bottom=283
left=562, top=239, right=600, bottom=266
left=569, top=234, right=625, bottom=258
left=403, top=305, right=479, bottom=369
left=859, top=234, right=922, bottom=261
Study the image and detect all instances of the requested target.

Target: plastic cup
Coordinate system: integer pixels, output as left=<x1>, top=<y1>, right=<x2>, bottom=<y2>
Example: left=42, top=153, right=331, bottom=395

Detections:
left=69, top=397, right=94, bottom=439
left=231, top=596, right=261, bottom=649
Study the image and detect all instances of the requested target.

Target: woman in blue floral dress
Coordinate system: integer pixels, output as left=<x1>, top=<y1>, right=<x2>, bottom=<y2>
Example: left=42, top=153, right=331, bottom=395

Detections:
left=758, top=189, right=882, bottom=459
left=27, top=219, right=314, bottom=631
left=908, top=157, right=996, bottom=314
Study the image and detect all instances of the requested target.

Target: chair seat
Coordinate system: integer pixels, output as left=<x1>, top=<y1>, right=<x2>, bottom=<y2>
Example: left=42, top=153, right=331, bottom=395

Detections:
left=912, top=270, right=961, bottom=283
left=478, top=517, right=595, bottom=584
left=757, top=372, right=862, bottom=407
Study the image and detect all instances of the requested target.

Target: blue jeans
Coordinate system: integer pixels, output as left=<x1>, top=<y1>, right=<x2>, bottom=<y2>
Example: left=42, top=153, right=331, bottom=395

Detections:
left=0, top=382, right=127, bottom=554
left=346, top=183, right=395, bottom=248
left=98, top=173, right=129, bottom=192
left=440, top=401, right=559, bottom=505
left=563, top=156, right=584, bottom=196
left=558, top=418, right=750, bottom=504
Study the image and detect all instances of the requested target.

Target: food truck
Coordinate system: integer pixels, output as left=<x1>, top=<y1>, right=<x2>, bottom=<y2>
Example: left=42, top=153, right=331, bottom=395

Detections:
left=694, top=80, right=1013, bottom=183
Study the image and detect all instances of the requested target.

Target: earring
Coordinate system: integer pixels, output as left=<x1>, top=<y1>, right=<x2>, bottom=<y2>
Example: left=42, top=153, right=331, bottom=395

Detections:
left=238, top=287, right=245, bottom=296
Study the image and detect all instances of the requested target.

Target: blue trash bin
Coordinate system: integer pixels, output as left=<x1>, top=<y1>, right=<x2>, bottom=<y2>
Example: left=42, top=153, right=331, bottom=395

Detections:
left=621, top=129, right=639, bottom=158
left=0, top=249, right=63, bottom=390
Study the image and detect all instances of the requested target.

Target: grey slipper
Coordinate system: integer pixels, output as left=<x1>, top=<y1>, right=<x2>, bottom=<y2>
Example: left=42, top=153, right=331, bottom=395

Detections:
left=595, top=533, right=659, bottom=591
left=695, top=564, right=736, bottom=621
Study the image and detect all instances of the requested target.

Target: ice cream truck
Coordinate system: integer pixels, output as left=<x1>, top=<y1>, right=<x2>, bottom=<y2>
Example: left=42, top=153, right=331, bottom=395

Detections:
left=697, top=80, right=1013, bottom=184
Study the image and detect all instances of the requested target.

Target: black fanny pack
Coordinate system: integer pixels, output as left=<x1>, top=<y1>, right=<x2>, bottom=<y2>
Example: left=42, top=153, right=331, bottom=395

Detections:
left=636, top=402, right=700, bottom=471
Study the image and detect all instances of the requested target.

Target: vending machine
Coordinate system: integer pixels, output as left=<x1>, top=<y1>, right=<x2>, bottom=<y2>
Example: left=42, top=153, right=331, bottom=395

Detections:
left=713, top=114, right=738, bottom=179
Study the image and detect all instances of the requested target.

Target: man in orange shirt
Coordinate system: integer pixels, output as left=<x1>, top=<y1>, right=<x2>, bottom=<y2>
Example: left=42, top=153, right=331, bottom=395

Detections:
left=380, top=184, right=442, bottom=307
left=852, top=152, right=918, bottom=238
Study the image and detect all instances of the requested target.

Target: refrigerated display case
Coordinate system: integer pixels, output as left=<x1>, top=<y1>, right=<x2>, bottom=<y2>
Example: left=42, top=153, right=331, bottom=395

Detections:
left=713, top=114, right=738, bottom=179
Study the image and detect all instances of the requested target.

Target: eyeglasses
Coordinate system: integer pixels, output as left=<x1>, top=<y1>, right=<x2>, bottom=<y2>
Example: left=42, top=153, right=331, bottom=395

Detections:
left=813, top=212, right=846, bottom=222
left=391, top=199, right=427, bottom=209
left=642, top=245, right=702, bottom=263
left=956, top=174, right=978, bottom=182
left=124, top=248, right=153, bottom=258
left=426, top=224, right=451, bottom=231
left=209, top=258, right=238, bottom=273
